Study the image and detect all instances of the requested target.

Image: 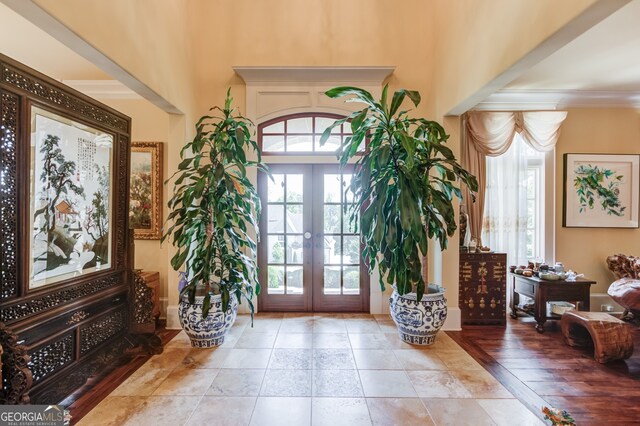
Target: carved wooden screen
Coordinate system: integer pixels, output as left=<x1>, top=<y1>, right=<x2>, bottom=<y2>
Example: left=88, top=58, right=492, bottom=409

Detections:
left=0, top=53, right=132, bottom=404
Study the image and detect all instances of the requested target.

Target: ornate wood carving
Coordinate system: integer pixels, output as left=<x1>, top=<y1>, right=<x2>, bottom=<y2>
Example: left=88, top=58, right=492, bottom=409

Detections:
left=1, top=63, right=128, bottom=133
left=80, top=308, right=127, bottom=356
left=28, top=333, right=74, bottom=385
left=133, top=272, right=154, bottom=325
left=0, top=275, right=122, bottom=324
left=0, top=91, right=19, bottom=300
left=0, top=323, right=32, bottom=404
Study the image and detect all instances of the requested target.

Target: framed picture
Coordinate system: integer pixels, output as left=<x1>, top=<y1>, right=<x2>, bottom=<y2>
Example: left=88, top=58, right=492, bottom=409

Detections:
left=563, top=153, right=640, bottom=228
left=130, top=142, right=163, bottom=239
left=29, top=105, right=115, bottom=290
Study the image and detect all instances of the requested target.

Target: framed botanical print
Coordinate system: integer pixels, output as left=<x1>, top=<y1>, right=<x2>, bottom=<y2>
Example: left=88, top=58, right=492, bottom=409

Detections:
left=130, top=142, right=163, bottom=239
left=29, top=105, right=115, bottom=290
left=563, top=153, right=640, bottom=228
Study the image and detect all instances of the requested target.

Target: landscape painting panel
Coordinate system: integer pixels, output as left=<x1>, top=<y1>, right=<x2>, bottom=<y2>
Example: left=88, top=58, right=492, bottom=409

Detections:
left=564, top=154, right=639, bottom=228
left=130, top=151, right=153, bottom=229
left=29, top=106, right=113, bottom=289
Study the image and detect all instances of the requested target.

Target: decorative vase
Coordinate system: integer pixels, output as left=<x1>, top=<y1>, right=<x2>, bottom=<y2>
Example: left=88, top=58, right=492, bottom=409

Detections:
left=178, top=293, right=238, bottom=348
left=389, top=285, right=448, bottom=345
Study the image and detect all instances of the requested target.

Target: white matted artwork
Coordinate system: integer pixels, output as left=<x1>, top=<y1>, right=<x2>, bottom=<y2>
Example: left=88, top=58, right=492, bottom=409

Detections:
left=29, top=105, right=114, bottom=289
left=563, top=153, right=639, bottom=228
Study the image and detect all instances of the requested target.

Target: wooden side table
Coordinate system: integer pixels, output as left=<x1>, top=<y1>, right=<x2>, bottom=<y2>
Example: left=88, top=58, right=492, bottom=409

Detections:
left=139, top=271, right=161, bottom=321
left=509, top=273, right=595, bottom=333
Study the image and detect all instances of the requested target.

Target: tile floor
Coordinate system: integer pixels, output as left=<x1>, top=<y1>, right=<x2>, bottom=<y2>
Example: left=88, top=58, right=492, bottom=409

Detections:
left=78, top=313, right=544, bottom=426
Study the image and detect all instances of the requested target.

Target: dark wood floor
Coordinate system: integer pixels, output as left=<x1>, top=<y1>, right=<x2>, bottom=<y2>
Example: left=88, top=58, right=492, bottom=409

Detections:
left=449, top=315, right=640, bottom=425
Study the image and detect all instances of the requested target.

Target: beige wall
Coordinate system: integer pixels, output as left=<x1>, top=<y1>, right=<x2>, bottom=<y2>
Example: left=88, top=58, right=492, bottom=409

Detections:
left=555, top=108, right=640, bottom=294
left=187, top=0, right=435, bottom=118
left=101, top=99, right=172, bottom=317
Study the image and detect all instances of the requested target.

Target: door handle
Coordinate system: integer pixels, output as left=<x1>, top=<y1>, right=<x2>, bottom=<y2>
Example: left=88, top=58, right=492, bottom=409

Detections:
left=304, top=232, right=312, bottom=240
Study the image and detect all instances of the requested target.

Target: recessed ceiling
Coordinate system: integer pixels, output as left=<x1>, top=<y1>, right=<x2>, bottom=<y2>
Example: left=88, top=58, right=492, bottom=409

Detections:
left=477, top=0, right=640, bottom=110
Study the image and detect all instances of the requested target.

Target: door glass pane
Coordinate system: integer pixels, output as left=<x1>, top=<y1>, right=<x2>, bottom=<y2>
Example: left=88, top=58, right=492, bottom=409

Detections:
left=287, top=135, right=313, bottom=152
left=267, top=205, right=284, bottom=233
left=287, top=117, right=313, bottom=133
left=324, top=266, right=341, bottom=295
left=268, top=265, right=285, bottom=294
left=268, top=174, right=285, bottom=202
left=343, top=209, right=358, bottom=234
left=286, top=204, right=303, bottom=233
left=268, top=235, right=285, bottom=263
left=343, top=266, right=359, bottom=295
left=324, top=205, right=341, bottom=233
left=323, top=235, right=340, bottom=265
left=342, top=236, right=360, bottom=264
left=342, top=174, right=353, bottom=202
left=286, top=174, right=304, bottom=203
left=286, top=235, right=304, bottom=264
left=287, top=266, right=303, bottom=294
left=263, top=135, right=285, bottom=152
left=324, top=174, right=341, bottom=203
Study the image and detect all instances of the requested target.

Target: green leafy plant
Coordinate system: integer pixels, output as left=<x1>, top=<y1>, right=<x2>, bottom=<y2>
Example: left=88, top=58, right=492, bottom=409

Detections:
left=573, top=164, right=624, bottom=216
left=163, top=89, right=268, bottom=318
left=320, top=85, right=477, bottom=302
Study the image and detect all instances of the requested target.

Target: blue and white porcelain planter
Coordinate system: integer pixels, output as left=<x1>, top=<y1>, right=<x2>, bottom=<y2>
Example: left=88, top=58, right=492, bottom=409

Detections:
left=178, top=293, right=238, bottom=348
left=389, top=285, right=447, bottom=345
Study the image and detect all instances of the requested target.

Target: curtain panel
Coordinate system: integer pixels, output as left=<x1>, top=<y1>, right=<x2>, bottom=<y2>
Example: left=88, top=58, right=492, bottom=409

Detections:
left=461, top=111, right=567, bottom=245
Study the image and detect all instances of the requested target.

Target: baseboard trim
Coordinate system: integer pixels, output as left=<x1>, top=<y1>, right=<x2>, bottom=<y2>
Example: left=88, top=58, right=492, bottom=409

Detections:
left=443, top=307, right=461, bottom=331
left=166, top=304, right=181, bottom=329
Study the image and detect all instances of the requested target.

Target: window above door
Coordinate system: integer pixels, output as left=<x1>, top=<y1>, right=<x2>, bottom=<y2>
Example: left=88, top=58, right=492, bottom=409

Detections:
left=258, top=113, right=352, bottom=155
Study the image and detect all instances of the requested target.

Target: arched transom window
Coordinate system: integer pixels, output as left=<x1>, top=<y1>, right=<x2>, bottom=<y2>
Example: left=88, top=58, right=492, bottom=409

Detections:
left=258, top=113, right=352, bottom=154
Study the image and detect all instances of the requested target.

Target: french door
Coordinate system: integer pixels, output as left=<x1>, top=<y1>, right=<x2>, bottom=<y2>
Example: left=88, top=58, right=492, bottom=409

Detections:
left=257, top=164, right=369, bottom=312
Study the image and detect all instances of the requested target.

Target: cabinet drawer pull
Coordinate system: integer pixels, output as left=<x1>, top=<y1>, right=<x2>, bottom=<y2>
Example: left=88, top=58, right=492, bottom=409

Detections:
left=67, top=310, right=89, bottom=325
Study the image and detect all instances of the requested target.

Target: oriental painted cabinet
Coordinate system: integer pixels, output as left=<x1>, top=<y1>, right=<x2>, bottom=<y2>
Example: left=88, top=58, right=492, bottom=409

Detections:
left=459, top=252, right=507, bottom=326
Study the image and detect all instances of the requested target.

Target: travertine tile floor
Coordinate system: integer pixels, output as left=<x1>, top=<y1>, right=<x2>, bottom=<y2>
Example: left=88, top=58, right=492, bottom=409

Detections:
left=79, top=314, right=544, bottom=426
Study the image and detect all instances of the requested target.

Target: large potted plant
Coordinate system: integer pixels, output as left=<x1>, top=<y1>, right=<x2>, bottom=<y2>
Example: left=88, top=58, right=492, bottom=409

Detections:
left=321, top=86, right=477, bottom=345
left=163, top=90, right=267, bottom=348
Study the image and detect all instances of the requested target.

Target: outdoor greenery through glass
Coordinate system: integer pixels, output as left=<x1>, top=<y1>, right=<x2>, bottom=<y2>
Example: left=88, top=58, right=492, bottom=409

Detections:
left=163, top=89, right=268, bottom=319
left=320, top=85, right=478, bottom=302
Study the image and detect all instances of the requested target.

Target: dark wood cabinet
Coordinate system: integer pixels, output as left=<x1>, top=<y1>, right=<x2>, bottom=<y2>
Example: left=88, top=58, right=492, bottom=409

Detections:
left=459, top=252, right=507, bottom=325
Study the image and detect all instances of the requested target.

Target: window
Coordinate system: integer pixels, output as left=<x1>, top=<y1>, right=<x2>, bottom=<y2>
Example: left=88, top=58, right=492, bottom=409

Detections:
left=523, top=141, right=545, bottom=260
left=258, top=113, right=352, bottom=154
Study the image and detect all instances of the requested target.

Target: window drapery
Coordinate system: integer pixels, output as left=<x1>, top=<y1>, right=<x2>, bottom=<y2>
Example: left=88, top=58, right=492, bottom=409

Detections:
left=461, top=110, right=567, bottom=246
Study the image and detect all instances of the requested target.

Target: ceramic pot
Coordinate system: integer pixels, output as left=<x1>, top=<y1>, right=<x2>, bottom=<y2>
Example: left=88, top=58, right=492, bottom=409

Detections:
left=389, top=286, right=447, bottom=345
left=178, top=293, right=238, bottom=348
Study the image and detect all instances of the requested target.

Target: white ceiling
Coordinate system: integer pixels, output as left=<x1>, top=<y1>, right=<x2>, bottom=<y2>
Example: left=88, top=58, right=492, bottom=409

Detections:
left=478, top=0, right=640, bottom=110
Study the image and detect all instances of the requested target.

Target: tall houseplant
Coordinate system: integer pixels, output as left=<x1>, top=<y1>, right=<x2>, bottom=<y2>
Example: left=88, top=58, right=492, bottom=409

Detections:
left=321, top=85, right=477, bottom=344
left=163, top=90, right=267, bottom=347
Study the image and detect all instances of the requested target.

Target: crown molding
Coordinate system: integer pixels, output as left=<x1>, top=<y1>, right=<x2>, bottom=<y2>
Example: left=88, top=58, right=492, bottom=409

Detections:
left=475, top=89, right=640, bottom=111
left=233, top=66, right=395, bottom=85
left=61, top=79, right=143, bottom=100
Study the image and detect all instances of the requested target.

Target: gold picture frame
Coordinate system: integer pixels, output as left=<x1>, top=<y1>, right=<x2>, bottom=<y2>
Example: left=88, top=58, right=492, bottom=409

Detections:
left=130, top=142, right=163, bottom=239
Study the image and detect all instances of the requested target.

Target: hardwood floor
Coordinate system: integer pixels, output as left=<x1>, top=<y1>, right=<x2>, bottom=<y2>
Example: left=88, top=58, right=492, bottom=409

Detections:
left=448, top=315, right=640, bottom=425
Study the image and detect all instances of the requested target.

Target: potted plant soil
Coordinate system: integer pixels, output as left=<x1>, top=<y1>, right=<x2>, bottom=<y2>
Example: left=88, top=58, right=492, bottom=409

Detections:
left=163, top=90, right=268, bottom=348
left=321, top=86, right=477, bottom=344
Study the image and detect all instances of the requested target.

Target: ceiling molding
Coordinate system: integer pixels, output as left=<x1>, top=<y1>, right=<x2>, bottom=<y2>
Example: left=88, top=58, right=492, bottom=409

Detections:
left=62, top=80, right=143, bottom=100
left=475, top=89, right=640, bottom=111
left=233, top=66, right=395, bottom=85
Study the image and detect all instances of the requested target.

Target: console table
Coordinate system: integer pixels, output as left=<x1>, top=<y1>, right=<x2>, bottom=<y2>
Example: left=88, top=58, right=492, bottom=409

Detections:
left=509, top=273, right=595, bottom=333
